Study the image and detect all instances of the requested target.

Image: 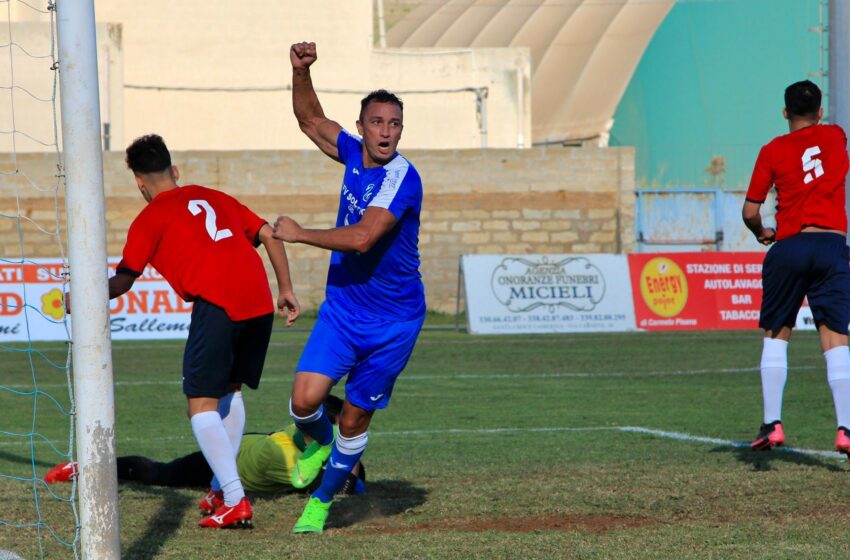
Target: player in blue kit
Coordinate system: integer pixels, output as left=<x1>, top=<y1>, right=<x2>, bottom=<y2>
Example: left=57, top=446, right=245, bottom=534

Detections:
left=273, top=41, right=425, bottom=534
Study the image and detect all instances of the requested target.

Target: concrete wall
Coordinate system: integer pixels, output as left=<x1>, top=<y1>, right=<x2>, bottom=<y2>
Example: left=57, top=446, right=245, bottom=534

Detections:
left=0, top=146, right=635, bottom=312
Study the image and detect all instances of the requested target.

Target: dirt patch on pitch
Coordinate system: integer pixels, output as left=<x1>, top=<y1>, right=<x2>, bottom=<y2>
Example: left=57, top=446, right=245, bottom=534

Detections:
left=367, top=514, right=657, bottom=535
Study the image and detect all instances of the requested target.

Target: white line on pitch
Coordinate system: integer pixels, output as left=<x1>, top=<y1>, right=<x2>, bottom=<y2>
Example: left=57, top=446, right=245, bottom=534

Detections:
left=2, top=364, right=824, bottom=391
left=1, top=425, right=846, bottom=461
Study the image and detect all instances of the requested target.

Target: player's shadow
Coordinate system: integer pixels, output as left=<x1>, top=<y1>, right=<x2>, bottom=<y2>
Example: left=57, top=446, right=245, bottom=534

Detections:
left=122, top=484, right=193, bottom=560
left=716, top=444, right=846, bottom=472
left=0, top=449, right=55, bottom=469
left=325, top=480, right=428, bottom=529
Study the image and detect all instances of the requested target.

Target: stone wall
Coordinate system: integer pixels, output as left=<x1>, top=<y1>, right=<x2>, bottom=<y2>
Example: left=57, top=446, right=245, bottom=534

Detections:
left=1, top=146, right=634, bottom=312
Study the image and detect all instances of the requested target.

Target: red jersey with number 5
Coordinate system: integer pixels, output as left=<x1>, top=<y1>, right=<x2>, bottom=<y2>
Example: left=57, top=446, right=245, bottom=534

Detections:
left=117, top=185, right=273, bottom=321
left=746, top=123, right=849, bottom=241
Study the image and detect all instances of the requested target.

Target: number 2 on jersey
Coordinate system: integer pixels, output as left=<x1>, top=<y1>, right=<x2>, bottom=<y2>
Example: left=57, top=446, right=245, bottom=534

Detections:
left=802, top=145, right=824, bottom=184
left=188, top=199, right=233, bottom=242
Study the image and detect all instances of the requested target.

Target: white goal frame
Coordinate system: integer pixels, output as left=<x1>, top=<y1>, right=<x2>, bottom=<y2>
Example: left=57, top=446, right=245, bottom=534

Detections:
left=56, top=1, right=120, bottom=558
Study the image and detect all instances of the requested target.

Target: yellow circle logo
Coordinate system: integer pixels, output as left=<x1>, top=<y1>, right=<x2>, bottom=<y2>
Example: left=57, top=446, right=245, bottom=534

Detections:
left=640, top=257, right=688, bottom=317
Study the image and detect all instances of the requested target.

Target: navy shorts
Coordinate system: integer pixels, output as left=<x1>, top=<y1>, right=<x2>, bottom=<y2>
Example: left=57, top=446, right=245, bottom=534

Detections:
left=760, top=232, right=850, bottom=335
left=182, top=299, right=274, bottom=398
left=296, top=300, right=424, bottom=411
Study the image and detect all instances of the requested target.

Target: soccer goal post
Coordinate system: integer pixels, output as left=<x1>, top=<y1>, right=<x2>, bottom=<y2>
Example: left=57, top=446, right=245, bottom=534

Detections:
left=56, top=1, right=120, bottom=558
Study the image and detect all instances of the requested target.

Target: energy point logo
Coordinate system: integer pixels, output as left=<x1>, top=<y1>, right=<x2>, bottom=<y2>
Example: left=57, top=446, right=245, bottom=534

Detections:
left=41, top=288, right=65, bottom=320
left=490, top=256, right=606, bottom=313
left=640, top=257, right=687, bottom=317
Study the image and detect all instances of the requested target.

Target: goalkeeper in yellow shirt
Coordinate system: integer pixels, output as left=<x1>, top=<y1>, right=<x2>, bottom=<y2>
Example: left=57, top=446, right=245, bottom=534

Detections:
left=46, top=396, right=366, bottom=503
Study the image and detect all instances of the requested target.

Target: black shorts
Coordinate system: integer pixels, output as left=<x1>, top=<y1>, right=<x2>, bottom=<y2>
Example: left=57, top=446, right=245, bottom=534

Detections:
left=182, top=299, right=274, bottom=398
left=760, top=232, right=850, bottom=335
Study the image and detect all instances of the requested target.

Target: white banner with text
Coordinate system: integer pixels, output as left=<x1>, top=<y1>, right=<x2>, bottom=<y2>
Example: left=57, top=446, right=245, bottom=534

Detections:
left=461, top=254, right=636, bottom=334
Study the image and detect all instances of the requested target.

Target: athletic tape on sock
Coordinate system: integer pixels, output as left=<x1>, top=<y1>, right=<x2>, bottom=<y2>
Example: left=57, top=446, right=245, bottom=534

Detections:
left=335, top=432, right=368, bottom=456
left=826, top=346, right=850, bottom=382
left=289, top=399, right=324, bottom=423
left=761, top=338, right=788, bottom=369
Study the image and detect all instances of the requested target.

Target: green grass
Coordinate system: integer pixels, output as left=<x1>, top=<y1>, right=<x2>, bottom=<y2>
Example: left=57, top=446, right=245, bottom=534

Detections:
left=4, top=326, right=850, bottom=559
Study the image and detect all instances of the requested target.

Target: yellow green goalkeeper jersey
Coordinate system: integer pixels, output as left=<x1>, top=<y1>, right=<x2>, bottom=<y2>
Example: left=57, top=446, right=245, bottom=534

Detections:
left=235, top=425, right=302, bottom=493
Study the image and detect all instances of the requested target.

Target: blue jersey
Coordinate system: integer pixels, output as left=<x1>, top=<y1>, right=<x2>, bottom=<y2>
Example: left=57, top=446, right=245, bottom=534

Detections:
left=325, top=129, right=426, bottom=320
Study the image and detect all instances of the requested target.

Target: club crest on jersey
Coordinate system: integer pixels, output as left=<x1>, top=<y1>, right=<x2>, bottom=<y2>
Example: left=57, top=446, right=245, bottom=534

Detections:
left=363, top=184, right=376, bottom=203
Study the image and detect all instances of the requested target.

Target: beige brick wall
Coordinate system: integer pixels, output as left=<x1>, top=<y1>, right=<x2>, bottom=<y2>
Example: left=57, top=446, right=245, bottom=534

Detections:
left=1, top=146, right=634, bottom=312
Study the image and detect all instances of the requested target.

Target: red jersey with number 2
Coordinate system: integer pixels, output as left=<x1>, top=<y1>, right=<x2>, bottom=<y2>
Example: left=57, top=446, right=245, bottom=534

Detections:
left=746, top=123, right=849, bottom=241
left=117, top=185, right=273, bottom=321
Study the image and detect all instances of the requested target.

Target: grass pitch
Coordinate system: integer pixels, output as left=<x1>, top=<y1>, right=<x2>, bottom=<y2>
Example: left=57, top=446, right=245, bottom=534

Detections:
left=3, top=320, right=850, bottom=559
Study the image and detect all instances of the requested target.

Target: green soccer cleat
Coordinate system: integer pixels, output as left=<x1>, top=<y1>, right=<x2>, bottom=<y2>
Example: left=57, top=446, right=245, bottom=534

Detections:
left=292, top=497, right=332, bottom=534
left=291, top=439, right=333, bottom=489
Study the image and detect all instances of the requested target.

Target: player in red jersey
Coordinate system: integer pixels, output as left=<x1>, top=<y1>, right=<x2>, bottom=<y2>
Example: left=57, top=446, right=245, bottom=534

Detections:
left=743, top=80, right=850, bottom=457
left=85, top=134, right=300, bottom=527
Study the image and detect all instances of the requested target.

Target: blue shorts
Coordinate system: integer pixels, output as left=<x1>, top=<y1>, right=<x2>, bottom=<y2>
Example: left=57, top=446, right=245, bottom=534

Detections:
left=296, top=300, right=425, bottom=411
left=183, top=300, right=274, bottom=398
left=760, top=232, right=850, bottom=335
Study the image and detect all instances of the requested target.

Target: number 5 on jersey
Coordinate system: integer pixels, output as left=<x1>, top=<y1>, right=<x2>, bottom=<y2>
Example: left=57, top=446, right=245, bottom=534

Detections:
left=188, top=199, right=233, bottom=241
left=802, top=145, right=825, bottom=184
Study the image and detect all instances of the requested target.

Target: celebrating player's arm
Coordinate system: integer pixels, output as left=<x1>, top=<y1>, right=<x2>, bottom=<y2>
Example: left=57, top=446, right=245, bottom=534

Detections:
left=272, top=209, right=396, bottom=254
left=290, top=41, right=343, bottom=162
left=257, top=223, right=300, bottom=326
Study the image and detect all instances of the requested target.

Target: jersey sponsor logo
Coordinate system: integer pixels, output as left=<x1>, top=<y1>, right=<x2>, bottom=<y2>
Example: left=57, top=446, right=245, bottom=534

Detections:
left=802, top=145, right=825, bottom=184
left=369, top=394, right=384, bottom=401
left=329, top=459, right=350, bottom=469
left=188, top=199, right=233, bottom=241
left=341, top=184, right=366, bottom=218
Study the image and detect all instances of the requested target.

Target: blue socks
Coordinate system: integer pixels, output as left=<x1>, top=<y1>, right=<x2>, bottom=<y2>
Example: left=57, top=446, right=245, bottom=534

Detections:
left=312, top=432, right=368, bottom=503
left=289, top=400, right=334, bottom=446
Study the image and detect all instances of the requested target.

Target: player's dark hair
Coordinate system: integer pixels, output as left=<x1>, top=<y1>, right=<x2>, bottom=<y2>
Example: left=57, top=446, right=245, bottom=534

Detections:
left=359, top=89, right=403, bottom=122
left=784, top=80, right=821, bottom=119
left=125, top=134, right=172, bottom=175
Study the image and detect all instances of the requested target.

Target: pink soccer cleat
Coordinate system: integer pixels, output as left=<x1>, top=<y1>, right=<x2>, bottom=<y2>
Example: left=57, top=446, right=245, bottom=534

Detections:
left=751, top=421, right=784, bottom=451
left=835, top=426, right=850, bottom=459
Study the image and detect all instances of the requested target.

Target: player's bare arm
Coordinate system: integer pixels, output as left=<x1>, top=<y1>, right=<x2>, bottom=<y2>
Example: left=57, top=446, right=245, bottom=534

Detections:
left=109, top=271, right=136, bottom=299
left=258, top=223, right=300, bottom=327
left=291, top=41, right=343, bottom=162
left=64, top=270, right=136, bottom=314
left=272, top=207, right=397, bottom=253
left=742, top=200, right=776, bottom=245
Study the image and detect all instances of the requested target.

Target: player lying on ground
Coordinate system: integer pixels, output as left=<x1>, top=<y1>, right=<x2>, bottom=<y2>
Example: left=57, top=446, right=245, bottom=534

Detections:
left=46, top=396, right=365, bottom=503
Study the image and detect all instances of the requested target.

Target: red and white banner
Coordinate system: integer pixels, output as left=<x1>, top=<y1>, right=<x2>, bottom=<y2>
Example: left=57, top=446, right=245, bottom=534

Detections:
left=628, top=252, right=767, bottom=331
left=0, top=258, right=193, bottom=342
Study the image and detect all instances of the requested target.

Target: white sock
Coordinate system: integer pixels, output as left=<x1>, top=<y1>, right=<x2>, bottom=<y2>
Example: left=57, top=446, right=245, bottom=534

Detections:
left=191, top=411, right=244, bottom=506
left=219, top=392, right=245, bottom=460
left=826, top=346, right=850, bottom=428
left=760, top=338, right=788, bottom=424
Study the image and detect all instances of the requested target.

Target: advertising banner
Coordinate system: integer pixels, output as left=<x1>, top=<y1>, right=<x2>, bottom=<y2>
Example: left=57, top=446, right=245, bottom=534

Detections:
left=0, top=258, right=193, bottom=342
left=628, top=252, right=767, bottom=331
left=462, top=254, right=636, bottom=334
